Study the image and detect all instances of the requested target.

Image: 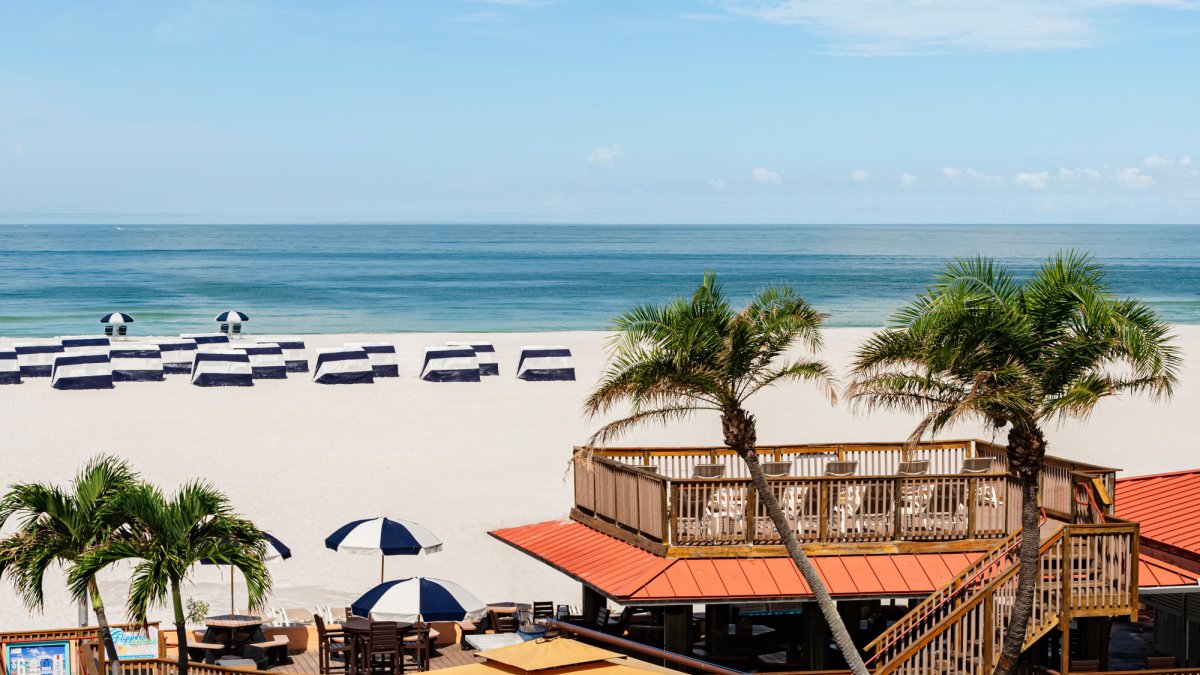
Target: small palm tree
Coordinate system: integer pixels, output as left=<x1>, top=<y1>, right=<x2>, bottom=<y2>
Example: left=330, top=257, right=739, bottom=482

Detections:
left=585, top=272, right=870, bottom=675
left=848, top=252, right=1179, bottom=675
left=0, top=456, right=137, bottom=675
left=70, top=481, right=272, bottom=675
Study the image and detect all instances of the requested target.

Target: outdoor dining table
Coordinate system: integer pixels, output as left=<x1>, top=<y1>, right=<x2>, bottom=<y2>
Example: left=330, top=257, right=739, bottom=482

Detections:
left=339, top=617, right=440, bottom=674
left=202, top=615, right=266, bottom=654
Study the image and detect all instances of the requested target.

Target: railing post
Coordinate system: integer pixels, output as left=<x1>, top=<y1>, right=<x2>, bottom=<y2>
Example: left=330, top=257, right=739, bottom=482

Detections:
left=667, top=481, right=677, bottom=546
left=967, top=477, right=978, bottom=537
left=1062, top=527, right=1074, bottom=617
left=746, top=482, right=758, bottom=544
left=983, top=591, right=995, bottom=671
left=819, top=480, right=830, bottom=541
left=893, top=477, right=903, bottom=541
left=662, top=479, right=672, bottom=546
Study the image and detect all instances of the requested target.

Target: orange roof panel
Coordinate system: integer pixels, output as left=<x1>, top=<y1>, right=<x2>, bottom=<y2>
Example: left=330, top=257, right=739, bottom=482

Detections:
left=1117, top=470, right=1200, bottom=555
left=491, top=520, right=1193, bottom=603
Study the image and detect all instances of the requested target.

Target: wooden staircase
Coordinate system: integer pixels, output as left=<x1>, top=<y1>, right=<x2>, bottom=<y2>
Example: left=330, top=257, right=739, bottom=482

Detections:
left=864, top=521, right=1139, bottom=675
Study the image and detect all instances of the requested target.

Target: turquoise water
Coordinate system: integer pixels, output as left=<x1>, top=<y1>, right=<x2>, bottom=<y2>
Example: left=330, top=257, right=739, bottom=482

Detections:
left=0, top=224, right=1197, bottom=336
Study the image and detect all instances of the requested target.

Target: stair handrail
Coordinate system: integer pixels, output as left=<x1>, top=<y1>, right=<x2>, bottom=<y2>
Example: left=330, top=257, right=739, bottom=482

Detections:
left=871, top=526, right=1069, bottom=675
left=866, top=509, right=1048, bottom=657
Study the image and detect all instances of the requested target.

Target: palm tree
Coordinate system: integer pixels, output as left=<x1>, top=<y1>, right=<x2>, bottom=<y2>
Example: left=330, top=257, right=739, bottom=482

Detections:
left=70, top=481, right=272, bottom=675
left=585, top=272, right=870, bottom=675
left=847, top=252, right=1179, bottom=675
left=0, top=456, right=138, bottom=675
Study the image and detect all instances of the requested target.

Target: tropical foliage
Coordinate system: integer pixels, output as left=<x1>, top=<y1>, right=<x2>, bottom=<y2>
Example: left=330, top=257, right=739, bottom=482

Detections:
left=848, top=251, right=1179, bottom=675
left=0, top=456, right=138, bottom=675
left=70, top=480, right=272, bottom=675
left=585, top=272, right=870, bottom=675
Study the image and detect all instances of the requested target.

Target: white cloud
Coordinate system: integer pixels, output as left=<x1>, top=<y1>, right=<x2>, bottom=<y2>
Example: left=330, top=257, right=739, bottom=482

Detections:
left=942, top=167, right=1004, bottom=185
left=707, top=178, right=728, bottom=190
left=1015, top=171, right=1051, bottom=190
left=1058, top=167, right=1102, bottom=182
left=1182, top=156, right=1193, bottom=166
left=715, top=1, right=1199, bottom=55
left=1143, top=154, right=1173, bottom=168
left=850, top=169, right=871, bottom=182
left=1115, top=167, right=1154, bottom=189
left=899, top=172, right=919, bottom=188
left=752, top=167, right=782, bottom=185
left=586, top=144, right=624, bottom=167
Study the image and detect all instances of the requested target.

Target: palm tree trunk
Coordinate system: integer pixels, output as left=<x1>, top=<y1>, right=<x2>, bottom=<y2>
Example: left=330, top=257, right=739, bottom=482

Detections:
left=723, top=406, right=869, bottom=675
left=992, top=424, right=1046, bottom=675
left=171, top=579, right=189, bottom=675
left=88, top=579, right=123, bottom=675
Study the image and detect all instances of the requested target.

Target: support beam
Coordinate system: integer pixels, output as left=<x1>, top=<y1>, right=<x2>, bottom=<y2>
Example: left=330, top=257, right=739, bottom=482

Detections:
left=582, top=585, right=607, bottom=625
left=663, top=605, right=693, bottom=669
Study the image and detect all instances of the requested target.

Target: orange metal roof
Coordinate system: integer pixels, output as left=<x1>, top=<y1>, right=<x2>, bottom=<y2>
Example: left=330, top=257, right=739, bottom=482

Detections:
left=491, top=520, right=1197, bottom=603
left=490, top=520, right=983, bottom=603
left=1116, top=469, right=1200, bottom=555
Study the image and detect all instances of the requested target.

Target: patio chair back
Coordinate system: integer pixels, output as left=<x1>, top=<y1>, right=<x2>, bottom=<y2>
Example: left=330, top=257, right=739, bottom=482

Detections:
left=762, top=461, right=793, bottom=477
left=962, top=458, right=993, bottom=473
left=492, top=613, right=518, bottom=633
left=367, top=621, right=401, bottom=674
left=692, top=463, right=726, bottom=479
left=531, top=601, right=555, bottom=619
left=824, top=461, right=858, bottom=477
left=896, top=460, right=930, bottom=476
left=594, top=607, right=612, bottom=629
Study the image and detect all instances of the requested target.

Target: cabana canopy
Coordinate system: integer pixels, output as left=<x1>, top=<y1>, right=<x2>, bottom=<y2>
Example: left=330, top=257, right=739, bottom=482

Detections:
left=421, top=347, right=480, bottom=382
left=313, top=347, right=374, bottom=385
left=110, top=344, right=164, bottom=382
left=517, top=346, right=575, bottom=381
left=446, top=341, right=498, bottom=376
left=191, top=350, right=253, bottom=387
left=51, top=352, right=113, bottom=390
left=346, top=343, right=399, bottom=378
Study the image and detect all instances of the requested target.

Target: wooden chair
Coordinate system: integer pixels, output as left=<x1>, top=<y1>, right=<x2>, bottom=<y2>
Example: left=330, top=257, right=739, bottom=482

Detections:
left=366, top=621, right=401, bottom=675
left=1069, top=659, right=1100, bottom=672
left=401, top=624, right=433, bottom=673
left=314, top=613, right=352, bottom=675
left=531, top=601, right=555, bottom=619
left=1146, top=655, right=1177, bottom=669
left=492, top=613, right=518, bottom=634
left=593, top=607, right=612, bottom=631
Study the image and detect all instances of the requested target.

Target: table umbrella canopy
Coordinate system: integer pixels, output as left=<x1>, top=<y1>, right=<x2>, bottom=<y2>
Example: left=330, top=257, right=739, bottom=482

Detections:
left=215, top=310, right=250, bottom=323
left=436, top=637, right=653, bottom=675
left=201, top=532, right=292, bottom=565
left=325, top=517, right=442, bottom=556
left=350, top=577, right=486, bottom=623
left=100, top=312, right=135, bottom=324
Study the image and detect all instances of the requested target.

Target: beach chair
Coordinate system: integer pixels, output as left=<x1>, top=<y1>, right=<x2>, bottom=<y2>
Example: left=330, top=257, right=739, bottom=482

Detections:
left=284, top=607, right=315, bottom=624
left=962, top=457, right=1001, bottom=507
left=962, top=458, right=992, bottom=473
left=692, top=463, right=726, bottom=478
left=104, top=325, right=115, bottom=336
left=117, top=324, right=128, bottom=337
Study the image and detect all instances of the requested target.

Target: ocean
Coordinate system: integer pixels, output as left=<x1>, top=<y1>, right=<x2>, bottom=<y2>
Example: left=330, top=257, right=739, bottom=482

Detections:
left=0, top=223, right=1197, bottom=336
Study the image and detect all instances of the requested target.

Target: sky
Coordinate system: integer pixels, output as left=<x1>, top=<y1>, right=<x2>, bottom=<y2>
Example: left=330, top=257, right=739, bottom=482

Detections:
left=1, top=1, right=1199, bottom=225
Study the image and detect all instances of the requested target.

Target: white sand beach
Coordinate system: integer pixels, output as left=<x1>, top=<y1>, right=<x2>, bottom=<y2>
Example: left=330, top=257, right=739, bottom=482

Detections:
left=1, top=327, right=1197, bottom=631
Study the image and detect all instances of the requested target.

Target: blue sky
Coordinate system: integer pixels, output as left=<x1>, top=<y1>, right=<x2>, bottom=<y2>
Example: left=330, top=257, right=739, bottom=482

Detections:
left=1, top=1, right=1198, bottom=224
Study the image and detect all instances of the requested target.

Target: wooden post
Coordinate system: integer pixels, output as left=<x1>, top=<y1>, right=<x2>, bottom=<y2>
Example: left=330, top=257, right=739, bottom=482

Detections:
left=581, top=586, right=606, bottom=625
left=819, top=480, right=830, bottom=541
left=1061, top=527, right=1074, bottom=675
left=800, top=602, right=829, bottom=670
left=662, top=480, right=672, bottom=546
left=1060, top=618, right=1072, bottom=675
left=983, top=592, right=995, bottom=670
left=893, top=477, right=903, bottom=540
left=967, top=477, right=978, bottom=537
left=663, top=605, right=693, bottom=669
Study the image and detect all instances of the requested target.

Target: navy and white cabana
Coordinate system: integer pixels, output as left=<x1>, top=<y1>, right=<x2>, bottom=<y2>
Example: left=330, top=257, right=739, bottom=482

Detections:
left=152, top=338, right=198, bottom=374
left=14, top=342, right=65, bottom=377
left=190, top=350, right=253, bottom=387
left=420, top=347, right=480, bottom=382
left=0, top=349, right=21, bottom=385
left=61, top=336, right=111, bottom=352
left=109, top=343, right=164, bottom=382
left=237, top=345, right=287, bottom=379
left=446, top=341, right=498, bottom=376
left=516, top=345, right=576, bottom=381
left=350, top=577, right=487, bottom=623
left=259, top=338, right=308, bottom=372
left=326, top=517, right=443, bottom=582
left=347, top=343, right=399, bottom=378
left=313, top=347, right=374, bottom=385
left=182, top=333, right=231, bottom=349
left=51, top=352, right=113, bottom=390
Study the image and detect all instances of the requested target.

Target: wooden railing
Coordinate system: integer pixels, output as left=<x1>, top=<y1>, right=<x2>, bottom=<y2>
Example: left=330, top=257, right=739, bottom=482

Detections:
left=573, top=440, right=1117, bottom=549
left=871, top=522, right=1138, bottom=675
left=121, top=658, right=272, bottom=675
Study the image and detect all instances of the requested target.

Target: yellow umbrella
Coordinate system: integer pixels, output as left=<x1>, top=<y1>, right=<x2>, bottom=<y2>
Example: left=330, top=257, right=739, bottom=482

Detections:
left=436, top=637, right=668, bottom=675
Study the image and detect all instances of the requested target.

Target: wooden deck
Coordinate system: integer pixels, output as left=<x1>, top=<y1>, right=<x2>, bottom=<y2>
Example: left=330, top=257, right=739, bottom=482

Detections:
left=271, top=644, right=482, bottom=675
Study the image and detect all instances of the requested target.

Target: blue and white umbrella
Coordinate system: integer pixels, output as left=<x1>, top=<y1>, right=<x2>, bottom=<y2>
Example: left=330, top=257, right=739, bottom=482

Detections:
left=201, top=532, right=291, bottom=616
left=326, top=517, right=443, bottom=582
left=215, top=310, right=250, bottom=323
left=351, top=577, right=487, bottom=623
left=100, top=312, right=135, bottom=324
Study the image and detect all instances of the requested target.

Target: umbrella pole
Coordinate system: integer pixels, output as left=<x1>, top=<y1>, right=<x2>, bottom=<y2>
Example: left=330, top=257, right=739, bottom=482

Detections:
left=230, top=568, right=236, bottom=617
left=380, top=554, right=385, bottom=584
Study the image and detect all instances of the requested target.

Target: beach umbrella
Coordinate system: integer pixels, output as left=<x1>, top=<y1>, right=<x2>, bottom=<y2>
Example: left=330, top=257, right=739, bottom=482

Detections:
left=215, top=310, right=250, bottom=323
left=350, top=577, right=486, bottom=623
left=201, top=532, right=291, bottom=617
left=325, top=517, right=442, bottom=582
left=100, top=312, right=135, bottom=324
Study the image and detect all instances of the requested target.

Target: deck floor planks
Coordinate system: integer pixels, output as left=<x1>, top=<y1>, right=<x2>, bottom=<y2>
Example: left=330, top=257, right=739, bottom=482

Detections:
left=273, top=644, right=480, bottom=675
